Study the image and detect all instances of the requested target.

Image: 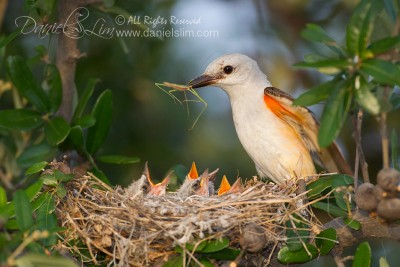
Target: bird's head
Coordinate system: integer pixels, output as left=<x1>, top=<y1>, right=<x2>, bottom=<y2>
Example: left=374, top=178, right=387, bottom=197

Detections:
left=188, top=53, right=268, bottom=95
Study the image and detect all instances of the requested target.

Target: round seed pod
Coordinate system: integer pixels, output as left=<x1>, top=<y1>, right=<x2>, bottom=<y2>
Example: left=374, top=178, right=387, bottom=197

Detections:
left=377, top=168, right=400, bottom=193
left=239, top=223, right=268, bottom=252
left=355, top=183, right=378, bottom=211
left=377, top=198, right=400, bottom=221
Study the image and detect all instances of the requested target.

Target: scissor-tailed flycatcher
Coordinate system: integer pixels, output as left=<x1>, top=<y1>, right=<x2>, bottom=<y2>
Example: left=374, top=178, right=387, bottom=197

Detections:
left=189, top=54, right=352, bottom=185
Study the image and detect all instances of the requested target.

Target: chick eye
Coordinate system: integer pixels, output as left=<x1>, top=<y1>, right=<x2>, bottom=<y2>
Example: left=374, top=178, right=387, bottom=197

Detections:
left=141, top=184, right=149, bottom=192
left=192, top=180, right=200, bottom=191
left=223, top=65, right=233, bottom=74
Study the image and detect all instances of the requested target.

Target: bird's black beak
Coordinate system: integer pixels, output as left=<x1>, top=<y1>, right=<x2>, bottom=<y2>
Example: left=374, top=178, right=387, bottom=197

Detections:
left=188, top=74, right=218, bottom=88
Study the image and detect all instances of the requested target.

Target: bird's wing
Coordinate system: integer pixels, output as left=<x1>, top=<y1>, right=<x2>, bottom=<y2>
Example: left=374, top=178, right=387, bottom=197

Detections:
left=263, top=87, right=353, bottom=176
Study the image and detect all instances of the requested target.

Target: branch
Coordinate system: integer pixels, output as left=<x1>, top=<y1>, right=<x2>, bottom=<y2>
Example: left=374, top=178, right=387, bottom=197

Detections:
left=326, top=211, right=400, bottom=255
left=378, top=87, right=391, bottom=169
left=352, top=109, right=369, bottom=187
left=0, top=0, right=8, bottom=29
left=56, top=0, right=103, bottom=122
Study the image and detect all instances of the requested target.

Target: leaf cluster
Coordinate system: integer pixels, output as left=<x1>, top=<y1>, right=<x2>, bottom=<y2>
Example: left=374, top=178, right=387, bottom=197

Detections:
left=294, top=0, right=400, bottom=147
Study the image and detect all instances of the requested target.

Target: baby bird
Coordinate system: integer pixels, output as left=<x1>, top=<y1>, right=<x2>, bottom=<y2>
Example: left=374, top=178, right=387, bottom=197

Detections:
left=176, top=162, right=218, bottom=198
left=125, top=162, right=171, bottom=197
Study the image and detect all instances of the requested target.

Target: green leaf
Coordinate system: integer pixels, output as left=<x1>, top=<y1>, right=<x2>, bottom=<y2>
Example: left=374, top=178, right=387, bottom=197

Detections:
left=97, top=155, right=140, bottom=165
left=36, top=194, right=57, bottom=246
left=286, top=218, right=310, bottom=251
left=0, top=27, right=24, bottom=48
left=4, top=218, right=18, bottom=229
left=331, top=177, right=355, bottom=212
left=31, top=192, right=51, bottom=212
left=179, top=240, right=207, bottom=253
left=277, top=244, right=318, bottom=264
left=45, top=116, right=71, bottom=146
left=368, top=36, right=400, bottom=55
left=354, top=76, right=380, bottom=115
left=67, top=126, right=85, bottom=152
left=54, top=170, right=74, bottom=182
left=330, top=174, right=354, bottom=187
left=74, top=115, right=96, bottom=128
left=0, top=186, right=6, bottom=207
left=40, top=174, right=58, bottom=186
left=333, top=190, right=350, bottom=211
left=25, top=161, right=47, bottom=175
left=352, top=241, right=371, bottom=267
left=344, top=217, right=362, bottom=230
left=300, top=24, right=343, bottom=55
left=318, top=81, right=351, bottom=147
left=72, top=78, right=98, bottom=123
left=45, top=64, right=62, bottom=113
left=162, top=255, right=183, bottom=267
left=384, top=0, right=397, bottom=22
left=294, top=79, right=337, bottom=106
left=17, top=143, right=56, bottom=168
left=1, top=180, right=43, bottom=219
left=40, top=170, right=73, bottom=186
left=346, top=0, right=382, bottom=57
left=311, top=202, right=347, bottom=217
left=25, top=180, right=44, bottom=201
left=391, top=129, right=399, bottom=170
left=6, top=55, right=49, bottom=113
left=360, top=59, right=400, bottom=86
left=86, top=90, right=113, bottom=154
left=198, top=258, right=214, bottom=267
left=307, top=174, right=353, bottom=199
left=14, top=254, right=78, bottom=267
left=14, top=190, right=34, bottom=231
left=205, top=248, right=241, bottom=260
left=55, top=183, right=67, bottom=198
left=315, top=228, right=337, bottom=255
left=36, top=194, right=56, bottom=230
left=307, top=176, right=334, bottom=199
left=0, top=109, right=43, bottom=131
left=201, top=237, right=229, bottom=253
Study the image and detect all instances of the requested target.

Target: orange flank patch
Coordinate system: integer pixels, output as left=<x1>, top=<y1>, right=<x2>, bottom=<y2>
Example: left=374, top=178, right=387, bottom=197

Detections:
left=263, top=94, right=301, bottom=123
left=263, top=94, right=309, bottom=146
left=188, top=162, right=199, bottom=179
left=218, top=175, right=231, bottom=195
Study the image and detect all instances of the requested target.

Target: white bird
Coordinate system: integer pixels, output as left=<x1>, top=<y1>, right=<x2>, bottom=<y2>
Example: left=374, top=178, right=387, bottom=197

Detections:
left=188, top=54, right=352, bottom=185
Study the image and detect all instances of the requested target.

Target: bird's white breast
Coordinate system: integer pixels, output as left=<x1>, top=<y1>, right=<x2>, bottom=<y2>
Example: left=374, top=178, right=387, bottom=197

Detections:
left=227, top=87, right=315, bottom=184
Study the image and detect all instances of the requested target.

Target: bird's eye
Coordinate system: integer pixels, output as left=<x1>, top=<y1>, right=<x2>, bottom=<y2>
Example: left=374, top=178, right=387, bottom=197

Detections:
left=141, top=184, right=149, bottom=192
left=223, top=65, right=234, bottom=74
left=192, top=180, right=200, bottom=191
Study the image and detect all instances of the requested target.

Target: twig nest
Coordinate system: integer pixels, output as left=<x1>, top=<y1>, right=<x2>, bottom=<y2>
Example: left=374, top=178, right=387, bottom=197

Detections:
left=377, top=168, right=400, bottom=193
left=355, top=183, right=378, bottom=211
left=377, top=198, right=400, bottom=221
left=239, top=223, right=268, bottom=252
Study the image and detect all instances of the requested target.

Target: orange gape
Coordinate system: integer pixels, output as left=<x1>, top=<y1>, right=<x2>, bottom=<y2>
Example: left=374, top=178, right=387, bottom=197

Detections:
left=188, top=162, right=199, bottom=179
left=218, top=175, right=231, bottom=195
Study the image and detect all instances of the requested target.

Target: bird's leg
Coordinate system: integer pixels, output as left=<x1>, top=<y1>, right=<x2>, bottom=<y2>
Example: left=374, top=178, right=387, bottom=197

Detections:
left=296, top=177, right=310, bottom=219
